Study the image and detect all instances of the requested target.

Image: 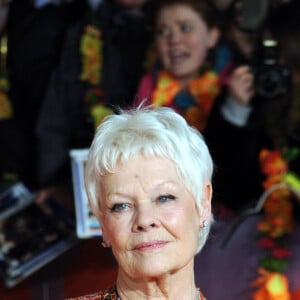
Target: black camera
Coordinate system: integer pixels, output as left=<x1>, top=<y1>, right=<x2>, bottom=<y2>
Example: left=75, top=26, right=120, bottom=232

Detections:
left=253, top=39, right=291, bottom=99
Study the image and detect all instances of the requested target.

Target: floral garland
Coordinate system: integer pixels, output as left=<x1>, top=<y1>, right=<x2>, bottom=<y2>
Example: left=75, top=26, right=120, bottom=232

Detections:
left=79, top=17, right=156, bottom=129
left=79, top=22, right=113, bottom=129
left=0, top=33, right=12, bottom=120
left=151, top=70, right=219, bottom=131
left=252, top=147, right=300, bottom=300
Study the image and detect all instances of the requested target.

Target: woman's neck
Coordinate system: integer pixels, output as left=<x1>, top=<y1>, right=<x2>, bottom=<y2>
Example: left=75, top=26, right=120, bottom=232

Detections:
left=177, top=71, right=204, bottom=91
left=179, top=79, right=190, bottom=91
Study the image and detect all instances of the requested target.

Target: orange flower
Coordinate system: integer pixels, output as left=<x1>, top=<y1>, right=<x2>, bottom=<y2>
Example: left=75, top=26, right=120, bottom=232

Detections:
left=151, top=71, right=180, bottom=107
left=85, top=24, right=101, bottom=38
left=263, top=192, right=292, bottom=216
left=90, top=104, right=113, bottom=128
left=260, top=149, right=288, bottom=177
left=0, top=91, right=13, bottom=119
left=257, top=219, right=271, bottom=233
left=189, top=71, right=219, bottom=115
left=261, top=191, right=294, bottom=237
left=263, top=174, right=284, bottom=189
left=253, top=271, right=290, bottom=300
left=80, top=25, right=102, bottom=85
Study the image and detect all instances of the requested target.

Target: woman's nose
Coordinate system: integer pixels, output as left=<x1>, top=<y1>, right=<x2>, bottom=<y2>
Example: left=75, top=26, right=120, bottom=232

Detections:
left=132, top=204, right=159, bottom=232
left=168, top=29, right=182, bottom=44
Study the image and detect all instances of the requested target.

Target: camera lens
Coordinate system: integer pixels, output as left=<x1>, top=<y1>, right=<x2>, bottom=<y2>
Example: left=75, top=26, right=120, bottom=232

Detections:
left=255, top=66, right=284, bottom=98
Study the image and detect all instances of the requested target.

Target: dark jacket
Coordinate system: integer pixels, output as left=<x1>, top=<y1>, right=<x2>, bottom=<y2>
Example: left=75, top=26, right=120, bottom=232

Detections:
left=0, top=0, right=74, bottom=188
left=204, top=87, right=300, bottom=212
left=36, top=0, right=150, bottom=187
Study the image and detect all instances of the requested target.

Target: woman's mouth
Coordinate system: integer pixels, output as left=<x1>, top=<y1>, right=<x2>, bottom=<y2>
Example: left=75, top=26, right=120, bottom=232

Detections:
left=170, top=52, right=188, bottom=65
left=133, top=240, right=169, bottom=251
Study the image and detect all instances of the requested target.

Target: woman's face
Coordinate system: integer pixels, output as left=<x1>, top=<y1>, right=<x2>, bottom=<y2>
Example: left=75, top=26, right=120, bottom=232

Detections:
left=99, top=155, right=206, bottom=280
left=154, top=4, right=219, bottom=85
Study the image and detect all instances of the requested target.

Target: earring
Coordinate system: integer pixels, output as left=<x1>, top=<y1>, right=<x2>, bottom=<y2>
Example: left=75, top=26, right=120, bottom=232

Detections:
left=202, top=220, right=208, bottom=228
left=101, top=240, right=108, bottom=248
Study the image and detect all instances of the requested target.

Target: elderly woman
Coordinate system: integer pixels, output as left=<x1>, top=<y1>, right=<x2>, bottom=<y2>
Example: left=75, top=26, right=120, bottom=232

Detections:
left=68, top=106, right=213, bottom=299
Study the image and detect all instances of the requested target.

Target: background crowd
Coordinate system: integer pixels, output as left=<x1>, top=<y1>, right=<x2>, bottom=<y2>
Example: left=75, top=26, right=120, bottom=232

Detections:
left=0, top=0, right=299, bottom=299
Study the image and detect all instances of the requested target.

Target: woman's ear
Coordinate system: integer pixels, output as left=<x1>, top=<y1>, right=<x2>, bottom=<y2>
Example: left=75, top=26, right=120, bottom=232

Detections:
left=99, top=222, right=112, bottom=248
left=93, top=209, right=111, bottom=246
left=200, top=181, right=212, bottom=225
left=208, top=27, right=220, bottom=49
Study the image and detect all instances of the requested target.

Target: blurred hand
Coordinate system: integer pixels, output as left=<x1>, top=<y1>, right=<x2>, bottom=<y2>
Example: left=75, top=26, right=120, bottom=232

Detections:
left=35, top=185, right=73, bottom=211
left=35, top=186, right=58, bottom=204
left=228, top=65, right=255, bottom=105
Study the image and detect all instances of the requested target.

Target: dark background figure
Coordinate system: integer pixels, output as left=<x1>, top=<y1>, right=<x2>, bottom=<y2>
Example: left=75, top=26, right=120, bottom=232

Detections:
left=0, top=0, right=86, bottom=190
left=35, top=0, right=151, bottom=201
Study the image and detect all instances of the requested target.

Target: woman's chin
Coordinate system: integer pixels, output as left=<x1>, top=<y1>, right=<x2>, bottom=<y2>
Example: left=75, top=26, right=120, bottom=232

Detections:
left=120, top=260, right=174, bottom=280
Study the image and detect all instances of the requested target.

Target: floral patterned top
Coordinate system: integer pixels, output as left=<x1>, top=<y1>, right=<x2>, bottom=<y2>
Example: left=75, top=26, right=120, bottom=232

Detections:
left=66, top=285, right=206, bottom=299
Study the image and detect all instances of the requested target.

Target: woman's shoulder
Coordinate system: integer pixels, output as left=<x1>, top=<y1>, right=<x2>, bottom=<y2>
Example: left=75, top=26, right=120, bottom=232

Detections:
left=65, top=285, right=118, bottom=300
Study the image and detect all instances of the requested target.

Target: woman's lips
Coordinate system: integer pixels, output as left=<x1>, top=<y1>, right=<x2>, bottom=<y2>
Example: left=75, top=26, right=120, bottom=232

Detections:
left=133, top=240, right=169, bottom=251
left=170, top=52, right=188, bottom=65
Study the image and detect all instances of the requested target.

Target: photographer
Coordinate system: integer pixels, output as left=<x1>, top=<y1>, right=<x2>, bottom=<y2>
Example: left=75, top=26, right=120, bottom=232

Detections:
left=204, top=0, right=298, bottom=213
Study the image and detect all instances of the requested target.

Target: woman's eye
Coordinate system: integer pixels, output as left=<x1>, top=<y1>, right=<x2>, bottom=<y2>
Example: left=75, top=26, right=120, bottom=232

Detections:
left=157, top=194, right=176, bottom=203
left=110, top=203, right=129, bottom=213
left=156, top=26, right=170, bottom=37
left=181, top=23, right=192, bottom=32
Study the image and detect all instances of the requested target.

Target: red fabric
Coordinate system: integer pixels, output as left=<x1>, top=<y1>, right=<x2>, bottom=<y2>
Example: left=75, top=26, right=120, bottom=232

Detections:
left=134, top=70, right=155, bottom=106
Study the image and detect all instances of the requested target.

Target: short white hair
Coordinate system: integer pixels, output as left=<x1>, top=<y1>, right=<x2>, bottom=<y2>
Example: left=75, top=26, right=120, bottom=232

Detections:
left=85, top=106, right=214, bottom=252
